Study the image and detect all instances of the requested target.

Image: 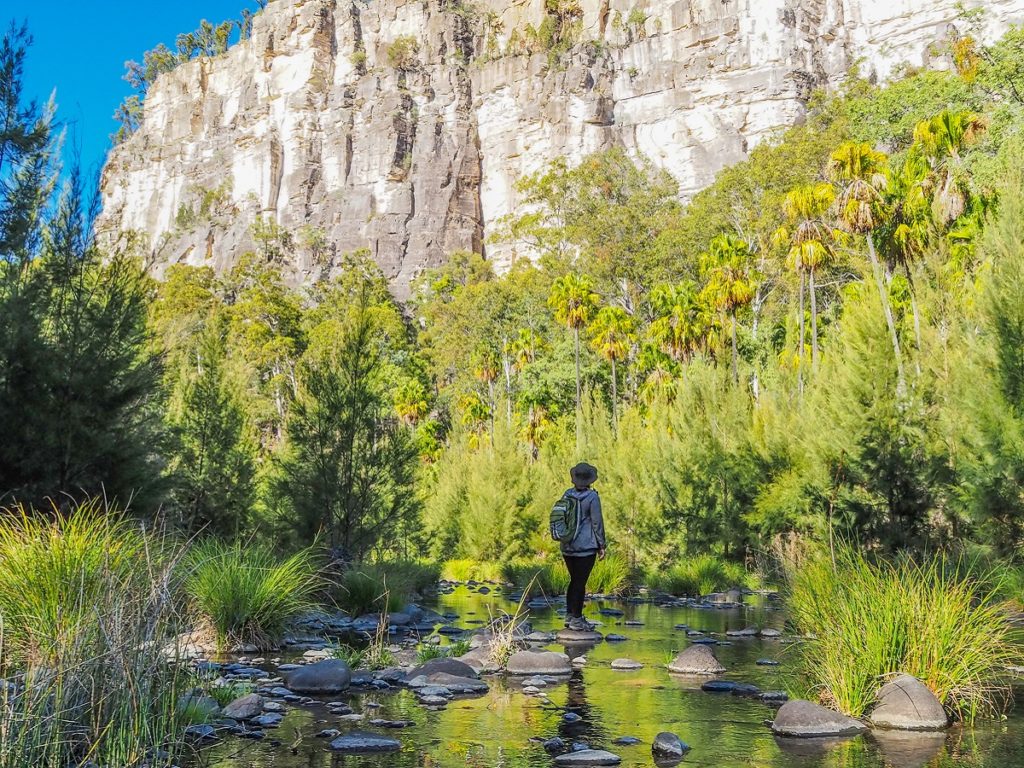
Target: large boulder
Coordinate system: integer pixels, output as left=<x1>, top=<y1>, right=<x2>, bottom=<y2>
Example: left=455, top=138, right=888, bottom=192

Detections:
left=506, top=650, right=572, bottom=676
left=406, top=657, right=478, bottom=680
left=221, top=692, right=264, bottom=720
left=771, top=700, right=867, bottom=738
left=869, top=674, right=948, bottom=731
left=666, top=645, right=726, bottom=675
left=554, top=749, right=622, bottom=765
left=287, top=659, right=352, bottom=694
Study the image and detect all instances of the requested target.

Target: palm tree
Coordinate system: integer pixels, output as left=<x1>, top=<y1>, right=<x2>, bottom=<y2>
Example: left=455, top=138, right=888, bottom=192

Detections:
left=778, top=183, right=837, bottom=370
left=648, top=282, right=705, bottom=363
left=588, top=305, right=636, bottom=432
left=912, top=110, right=986, bottom=226
left=829, top=141, right=905, bottom=386
left=393, top=379, right=429, bottom=426
left=700, top=234, right=756, bottom=383
left=472, top=347, right=500, bottom=445
left=548, top=273, right=600, bottom=440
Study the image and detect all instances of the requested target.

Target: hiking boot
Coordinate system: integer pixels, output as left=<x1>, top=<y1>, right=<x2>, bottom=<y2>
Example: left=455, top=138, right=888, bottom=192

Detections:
left=567, top=616, right=590, bottom=632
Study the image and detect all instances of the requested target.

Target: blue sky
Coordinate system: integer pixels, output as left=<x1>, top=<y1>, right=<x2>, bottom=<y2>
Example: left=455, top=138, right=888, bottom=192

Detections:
left=16, top=1, right=261, bottom=176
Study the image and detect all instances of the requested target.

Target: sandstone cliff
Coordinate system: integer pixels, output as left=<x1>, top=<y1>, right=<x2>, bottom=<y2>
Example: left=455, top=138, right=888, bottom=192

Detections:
left=97, top=0, right=1024, bottom=295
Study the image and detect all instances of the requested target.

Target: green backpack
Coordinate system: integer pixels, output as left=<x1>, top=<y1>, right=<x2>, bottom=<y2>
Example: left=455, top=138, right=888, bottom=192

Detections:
left=549, top=492, right=582, bottom=544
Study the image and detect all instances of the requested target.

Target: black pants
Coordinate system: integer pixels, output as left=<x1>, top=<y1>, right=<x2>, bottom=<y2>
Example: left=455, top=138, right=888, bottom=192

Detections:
left=564, top=553, right=596, bottom=617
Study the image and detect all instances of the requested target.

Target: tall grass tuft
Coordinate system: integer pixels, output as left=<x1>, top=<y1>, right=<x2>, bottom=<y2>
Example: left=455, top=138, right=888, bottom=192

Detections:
left=501, top=558, right=569, bottom=596
left=0, top=500, right=191, bottom=768
left=589, top=553, right=630, bottom=594
left=441, top=558, right=503, bottom=583
left=183, top=539, right=320, bottom=649
left=334, top=560, right=438, bottom=616
left=651, top=553, right=747, bottom=596
left=787, top=547, right=1020, bottom=722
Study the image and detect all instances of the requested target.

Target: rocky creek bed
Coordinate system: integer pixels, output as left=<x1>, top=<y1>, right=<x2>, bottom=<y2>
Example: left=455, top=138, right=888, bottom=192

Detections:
left=183, top=585, right=1024, bottom=768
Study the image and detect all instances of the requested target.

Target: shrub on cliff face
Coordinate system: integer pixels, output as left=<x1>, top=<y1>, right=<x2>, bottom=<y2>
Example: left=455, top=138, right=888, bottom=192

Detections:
left=387, top=35, right=420, bottom=71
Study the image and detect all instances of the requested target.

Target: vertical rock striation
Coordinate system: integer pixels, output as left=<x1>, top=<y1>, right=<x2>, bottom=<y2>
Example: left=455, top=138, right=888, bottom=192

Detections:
left=97, top=0, right=1024, bottom=294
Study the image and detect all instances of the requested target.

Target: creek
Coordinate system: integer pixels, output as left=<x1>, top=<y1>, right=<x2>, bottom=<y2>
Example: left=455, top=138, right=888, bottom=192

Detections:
left=190, top=586, right=1024, bottom=768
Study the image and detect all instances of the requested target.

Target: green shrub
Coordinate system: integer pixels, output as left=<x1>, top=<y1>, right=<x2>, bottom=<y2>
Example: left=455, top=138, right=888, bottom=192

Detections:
left=183, top=539, right=320, bottom=649
left=334, top=561, right=437, bottom=615
left=787, top=547, right=1020, bottom=722
left=501, top=558, right=569, bottom=596
left=589, top=553, right=630, bottom=594
left=0, top=500, right=190, bottom=768
left=441, top=558, right=503, bottom=582
left=416, top=643, right=449, bottom=663
left=651, top=554, right=747, bottom=596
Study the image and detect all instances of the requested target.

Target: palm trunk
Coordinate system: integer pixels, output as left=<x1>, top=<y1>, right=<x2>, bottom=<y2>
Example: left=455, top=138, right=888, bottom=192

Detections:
left=730, top=313, right=739, bottom=385
left=798, top=273, right=805, bottom=396
left=867, top=236, right=905, bottom=389
left=610, top=356, right=618, bottom=435
left=574, top=326, right=582, bottom=446
left=905, top=263, right=923, bottom=377
left=809, top=267, right=819, bottom=369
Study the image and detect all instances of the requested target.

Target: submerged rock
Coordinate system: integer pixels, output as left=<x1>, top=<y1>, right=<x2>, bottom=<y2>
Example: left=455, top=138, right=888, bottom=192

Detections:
left=652, top=731, right=689, bottom=758
left=554, top=749, right=622, bottom=765
left=286, top=659, right=352, bottom=694
left=328, top=731, right=402, bottom=753
left=610, top=658, right=643, bottom=670
left=667, top=645, right=726, bottom=675
left=771, top=700, right=867, bottom=738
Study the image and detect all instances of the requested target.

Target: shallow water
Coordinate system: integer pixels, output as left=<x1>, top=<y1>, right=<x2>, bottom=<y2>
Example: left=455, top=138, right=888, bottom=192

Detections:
left=189, top=586, right=1024, bottom=768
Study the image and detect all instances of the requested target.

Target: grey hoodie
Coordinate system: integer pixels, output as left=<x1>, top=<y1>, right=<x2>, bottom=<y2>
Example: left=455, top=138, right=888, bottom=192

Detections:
left=560, top=487, right=606, bottom=557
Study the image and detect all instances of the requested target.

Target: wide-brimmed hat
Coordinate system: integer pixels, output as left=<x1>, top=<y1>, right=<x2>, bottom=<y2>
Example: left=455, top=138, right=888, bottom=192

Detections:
left=570, top=462, right=598, bottom=485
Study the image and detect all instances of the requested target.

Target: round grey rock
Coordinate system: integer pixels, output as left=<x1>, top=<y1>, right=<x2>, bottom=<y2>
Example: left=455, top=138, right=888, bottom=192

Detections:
left=286, top=659, right=352, bottom=694
left=506, top=650, right=572, bottom=676
left=221, top=693, right=263, bottom=721
left=771, top=700, right=868, bottom=738
left=666, top=644, right=726, bottom=675
left=406, top=657, right=478, bottom=680
left=869, top=674, right=948, bottom=731
left=652, top=731, right=689, bottom=758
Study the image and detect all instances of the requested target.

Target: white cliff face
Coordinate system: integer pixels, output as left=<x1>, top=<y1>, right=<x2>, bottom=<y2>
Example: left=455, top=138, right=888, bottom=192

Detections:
left=97, top=0, right=1024, bottom=293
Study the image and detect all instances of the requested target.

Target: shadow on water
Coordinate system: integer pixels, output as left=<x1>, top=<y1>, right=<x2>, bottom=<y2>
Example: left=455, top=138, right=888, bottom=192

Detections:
left=188, top=585, right=1024, bottom=768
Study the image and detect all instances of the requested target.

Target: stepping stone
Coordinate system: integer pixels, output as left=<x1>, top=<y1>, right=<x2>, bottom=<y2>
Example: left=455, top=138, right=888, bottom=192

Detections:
left=605, top=634, right=628, bottom=642
left=667, top=645, right=726, bottom=675
left=756, top=659, right=781, bottom=666
left=599, top=608, right=624, bottom=616
left=624, top=621, right=643, bottom=626
left=610, top=658, right=643, bottom=670
left=554, top=749, right=622, bottom=765
left=406, top=658, right=478, bottom=680
left=184, top=724, right=217, bottom=742
left=612, top=736, right=642, bottom=745
left=760, top=628, right=782, bottom=638
left=563, top=712, right=582, bottom=723
left=368, top=719, right=415, bottom=728
left=221, top=693, right=263, bottom=720
left=771, top=700, right=868, bottom=738
left=701, top=680, right=741, bottom=693
left=252, top=713, right=282, bottom=728
left=869, top=674, right=948, bottom=731
left=556, top=629, right=604, bottom=643
left=328, top=732, right=401, bottom=753
left=542, top=736, right=567, bottom=753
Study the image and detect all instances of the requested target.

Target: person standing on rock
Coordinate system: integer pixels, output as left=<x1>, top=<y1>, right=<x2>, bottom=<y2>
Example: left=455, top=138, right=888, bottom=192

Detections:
left=559, top=462, right=606, bottom=632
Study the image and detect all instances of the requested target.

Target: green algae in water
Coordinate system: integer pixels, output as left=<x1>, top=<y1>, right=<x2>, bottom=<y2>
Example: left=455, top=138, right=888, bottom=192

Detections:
left=188, top=586, right=1024, bottom=768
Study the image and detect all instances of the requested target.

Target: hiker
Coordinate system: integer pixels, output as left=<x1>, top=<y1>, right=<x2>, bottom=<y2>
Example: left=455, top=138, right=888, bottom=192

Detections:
left=558, top=462, right=606, bottom=632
